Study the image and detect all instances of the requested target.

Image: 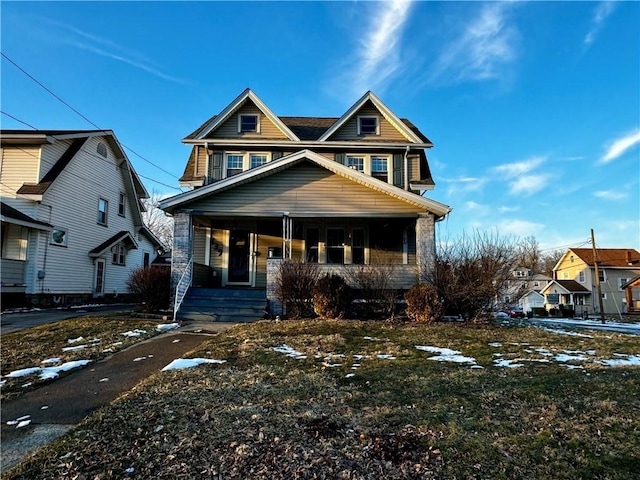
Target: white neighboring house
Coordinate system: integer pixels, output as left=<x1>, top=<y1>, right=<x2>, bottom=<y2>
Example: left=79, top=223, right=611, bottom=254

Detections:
left=1, top=130, right=164, bottom=307
left=518, top=290, right=545, bottom=314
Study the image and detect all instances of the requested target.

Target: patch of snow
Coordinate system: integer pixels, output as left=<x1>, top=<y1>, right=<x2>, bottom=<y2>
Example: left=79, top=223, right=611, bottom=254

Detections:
left=376, top=354, right=396, bottom=360
left=7, top=415, right=30, bottom=426
left=535, top=348, right=553, bottom=356
left=272, top=344, right=307, bottom=359
left=599, top=354, right=640, bottom=367
left=62, top=344, right=88, bottom=352
left=554, top=353, right=587, bottom=363
left=416, top=345, right=478, bottom=365
left=172, top=339, right=181, bottom=343
left=67, top=336, right=84, bottom=344
left=161, top=358, right=226, bottom=371
left=102, top=348, right=114, bottom=353
left=41, top=405, right=49, bottom=409
left=133, top=357, right=147, bottom=362
left=6, top=367, right=41, bottom=378
left=38, top=360, right=92, bottom=380
left=353, top=354, right=371, bottom=360
left=345, top=373, right=356, bottom=378
left=488, top=342, right=502, bottom=347
left=364, top=336, right=387, bottom=341
left=0, top=380, right=6, bottom=387
left=111, top=341, right=123, bottom=346
left=121, top=329, right=147, bottom=337
left=494, top=359, right=524, bottom=368
left=323, top=363, right=342, bottom=368
left=99, top=378, right=109, bottom=382
left=41, top=357, right=61, bottom=365
left=157, top=323, right=180, bottom=331
left=22, top=382, right=32, bottom=388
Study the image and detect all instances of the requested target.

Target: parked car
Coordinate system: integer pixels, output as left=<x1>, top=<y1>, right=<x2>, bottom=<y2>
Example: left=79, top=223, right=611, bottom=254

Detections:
left=506, top=308, right=525, bottom=319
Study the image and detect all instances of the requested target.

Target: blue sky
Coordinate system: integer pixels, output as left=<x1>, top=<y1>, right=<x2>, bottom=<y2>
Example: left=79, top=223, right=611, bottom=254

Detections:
left=2, top=1, right=638, bottom=251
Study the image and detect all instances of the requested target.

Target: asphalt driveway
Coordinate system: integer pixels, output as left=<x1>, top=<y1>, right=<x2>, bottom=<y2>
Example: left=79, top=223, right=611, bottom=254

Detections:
left=1, top=323, right=235, bottom=475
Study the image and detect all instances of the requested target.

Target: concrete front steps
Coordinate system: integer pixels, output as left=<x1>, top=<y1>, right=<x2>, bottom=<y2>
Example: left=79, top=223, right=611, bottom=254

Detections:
left=177, top=288, right=268, bottom=322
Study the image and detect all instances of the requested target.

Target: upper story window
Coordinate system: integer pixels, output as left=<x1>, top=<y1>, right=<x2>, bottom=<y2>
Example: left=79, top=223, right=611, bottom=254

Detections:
left=371, top=156, right=388, bottom=182
left=346, top=156, right=364, bottom=172
left=358, top=115, right=379, bottom=135
left=578, top=271, right=585, bottom=282
left=112, top=244, right=126, bottom=265
left=598, top=270, right=606, bottom=282
left=250, top=154, right=268, bottom=169
left=239, top=114, right=259, bottom=133
left=97, top=142, right=108, bottom=158
left=118, top=192, right=126, bottom=217
left=225, top=152, right=271, bottom=177
left=97, top=198, right=108, bottom=226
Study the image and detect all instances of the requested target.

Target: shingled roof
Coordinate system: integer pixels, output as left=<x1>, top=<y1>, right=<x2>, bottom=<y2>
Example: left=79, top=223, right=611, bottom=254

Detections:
left=569, top=248, right=640, bottom=267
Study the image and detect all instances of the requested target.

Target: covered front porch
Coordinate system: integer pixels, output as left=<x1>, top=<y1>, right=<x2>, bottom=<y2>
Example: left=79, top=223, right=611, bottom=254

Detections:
left=171, top=211, right=436, bottom=318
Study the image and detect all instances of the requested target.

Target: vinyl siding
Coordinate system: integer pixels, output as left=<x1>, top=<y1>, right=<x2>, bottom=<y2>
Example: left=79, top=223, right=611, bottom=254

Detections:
left=328, top=103, right=407, bottom=142
left=39, top=139, right=73, bottom=180
left=184, top=161, right=422, bottom=215
left=28, top=136, right=150, bottom=295
left=195, top=146, right=208, bottom=178
left=208, top=102, right=289, bottom=139
left=0, top=146, right=41, bottom=215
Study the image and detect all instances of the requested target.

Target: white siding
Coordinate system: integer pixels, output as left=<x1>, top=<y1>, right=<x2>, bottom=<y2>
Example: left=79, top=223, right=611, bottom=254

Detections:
left=39, top=139, right=72, bottom=180
left=0, top=146, right=40, bottom=215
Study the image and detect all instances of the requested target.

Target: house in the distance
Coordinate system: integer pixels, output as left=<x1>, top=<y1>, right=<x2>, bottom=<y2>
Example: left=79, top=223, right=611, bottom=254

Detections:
left=161, top=89, right=451, bottom=320
left=1, top=130, right=164, bottom=308
left=547, top=248, right=640, bottom=316
left=502, top=266, right=552, bottom=306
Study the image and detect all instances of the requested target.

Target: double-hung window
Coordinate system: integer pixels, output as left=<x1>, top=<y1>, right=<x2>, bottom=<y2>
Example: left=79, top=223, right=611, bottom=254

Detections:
left=371, top=156, right=388, bottom=182
left=358, top=116, right=379, bottom=135
left=97, top=198, right=108, bottom=226
left=112, top=244, right=126, bottom=265
left=226, top=154, right=244, bottom=177
left=250, top=154, right=268, bottom=169
left=239, top=114, right=259, bottom=133
left=346, top=156, right=364, bottom=172
left=326, top=228, right=345, bottom=264
left=118, top=192, right=126, bottom=217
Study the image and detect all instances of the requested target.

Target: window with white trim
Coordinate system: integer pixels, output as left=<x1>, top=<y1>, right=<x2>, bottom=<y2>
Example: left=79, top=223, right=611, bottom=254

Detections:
left=50, top=228, right=68, bottom=247
left=97, top=198, right=108, bottom=226
left=578, top=271, right=585, bottom=282
left=619, top=278, right=629, bottom=291
left=250, top=154, right=268, bottom=169
left=225, top=152, right=271, bottom=177
left=226, top=154, right=244, bottom=177
left=346, top=156, right=364, bottom=172
left=118, top=192, right=126, bottom=217
left=112, top=244, right=126, bottom=265
left=598, top=270, right=606, bottom=282
left=358, top=115, right=379, bottom=135
left=239, top=114, right=259, bottom=133
left=371, top=156, right=388, bottom=182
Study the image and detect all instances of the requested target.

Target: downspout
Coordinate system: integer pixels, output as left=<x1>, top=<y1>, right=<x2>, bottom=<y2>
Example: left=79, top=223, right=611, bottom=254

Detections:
left=403, top=145, right=409, bottom=191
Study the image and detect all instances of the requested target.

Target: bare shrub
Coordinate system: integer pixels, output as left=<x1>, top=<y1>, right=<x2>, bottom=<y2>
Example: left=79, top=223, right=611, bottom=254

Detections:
left=345, top=253, right=399, bottom=319
left=274, top=260, right=319, bottom=319
left=126, top=266, right=171, bottom=313
left=404, top=283, right=444, bottom=323
left=312, top=274, right=354, bottom=319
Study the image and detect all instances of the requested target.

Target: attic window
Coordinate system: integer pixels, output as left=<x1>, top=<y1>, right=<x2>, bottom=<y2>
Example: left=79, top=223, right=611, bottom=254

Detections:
left=358, top=116, right=379, bottom=135
left=97, top=142, right=108, bottom=157
left=239, top=114, right=259, bottom=133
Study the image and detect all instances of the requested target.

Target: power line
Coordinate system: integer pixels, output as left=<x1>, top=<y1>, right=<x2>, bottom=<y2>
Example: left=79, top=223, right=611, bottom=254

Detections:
left=1, top=52, right=182, bottom=181
left=1, top=111, right=182, bottom=192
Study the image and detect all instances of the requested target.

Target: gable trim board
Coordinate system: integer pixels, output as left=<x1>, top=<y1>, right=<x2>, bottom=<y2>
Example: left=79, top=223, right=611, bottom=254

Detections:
left=194, top=89, right=300, bottom=141
left=317, top=91, right=428, bottom=144
left=161, top=149, right=451, bottom=218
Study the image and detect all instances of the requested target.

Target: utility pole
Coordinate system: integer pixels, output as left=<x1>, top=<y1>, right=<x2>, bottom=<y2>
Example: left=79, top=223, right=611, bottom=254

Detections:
left=591, top=229, right=605, bottom=324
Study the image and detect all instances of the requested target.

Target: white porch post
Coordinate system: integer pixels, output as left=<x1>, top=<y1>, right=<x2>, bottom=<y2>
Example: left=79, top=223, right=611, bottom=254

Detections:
left=170, top=211, right=193, bottom=304
left=415, top=213, right=436, bottom=284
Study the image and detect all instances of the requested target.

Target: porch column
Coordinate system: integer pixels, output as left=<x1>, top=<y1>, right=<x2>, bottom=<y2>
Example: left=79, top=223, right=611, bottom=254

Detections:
left=170, top=211, right=193, bottom=304
left=415, top=213, right=436, bottom=283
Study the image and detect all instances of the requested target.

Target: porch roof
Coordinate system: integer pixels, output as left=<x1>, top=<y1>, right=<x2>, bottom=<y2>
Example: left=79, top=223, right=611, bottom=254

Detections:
left=0, top=202, right=52, bottom=231
left=89, top=231, right=138, bottom=258
left=540, top=280, right=590, bottom=295
left=161, top=149, right=451, bottom=218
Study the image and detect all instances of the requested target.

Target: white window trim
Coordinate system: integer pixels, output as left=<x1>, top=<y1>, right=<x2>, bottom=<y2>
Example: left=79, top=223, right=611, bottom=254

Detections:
left=97, top=198, right=108, bottom=226
left=357, top=115, right=379, bottom=135
left=224, top=152, right=272, bottom=177
left=345, top=154, right=391, bottom=184
left=50, top=227, right=68, bottom=247
left=238, top=114, right=260, bottom=134
left=118, top=191, right=126, bottom=217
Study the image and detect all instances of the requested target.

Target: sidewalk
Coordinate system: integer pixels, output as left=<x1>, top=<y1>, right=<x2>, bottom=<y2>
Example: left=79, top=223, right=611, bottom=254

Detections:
left=1, top=322, right=236, bottom=474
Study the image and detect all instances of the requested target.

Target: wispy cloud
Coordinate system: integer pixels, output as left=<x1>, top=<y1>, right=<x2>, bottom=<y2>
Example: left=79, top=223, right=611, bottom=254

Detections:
left=349, top=0, right=414, bottom=95
left=508, top=174, right=551, bottom=196
left=593, top=189, right=628, bottom=201
left=600, top=128, right=640, bottom=163
left=584, top=1, right=616, bottom=47
left=430, top=3, right=517, bottom=84
left=493, top=156, right=545, bottom=178
left=496, top=219, right=546, bottom=238
left=491, top=156, right=550, bottom=196
left=37, top=17, right=188, bottom=85
left=442, top=176, right=488, bottom=196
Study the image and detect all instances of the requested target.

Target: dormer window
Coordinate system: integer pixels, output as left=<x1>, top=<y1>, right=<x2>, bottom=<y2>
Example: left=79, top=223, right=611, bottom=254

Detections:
left=358, top=115, right=379, bottom=135
left=239, top=114, right=259, bottom=133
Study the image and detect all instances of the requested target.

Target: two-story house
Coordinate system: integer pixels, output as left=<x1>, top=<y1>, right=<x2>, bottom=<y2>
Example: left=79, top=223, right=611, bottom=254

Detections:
left=500, top=266, right=552, bottom=314
left=0, top=130, right=164, bottom=308
left=160, top=89, right=451, bottom=319
left=542, top=248, right=640, bottom=316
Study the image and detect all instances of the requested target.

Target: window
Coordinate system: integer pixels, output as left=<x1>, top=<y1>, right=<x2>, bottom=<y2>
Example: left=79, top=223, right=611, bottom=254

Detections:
left=352, top=228, right=365, bottom=265
left=118, top=192, right=126, bottom=217
left=358, top=116, right=378, bottom=135
left=371, top=156, right=388, bottom=182
left=533, top=281, right=540, bottom=288
left=226, top=154, right=244, bottom=177
left=239, top=114, right=259, bottom=133
left=562, top=272, right=569, bottom=280
left=578, top=271, right=585, bottom=282
left=97, top=198, right=108, bottom=225
left=143, top=252, right=150, bottom=268
left=50, top=228, right=68, bottom=247
left=112, top=244, right=126, bottom=265
left=306, top=228, right=319, bottom=263
left=250, top=154, right=268, bottom=169
left=326, top=228, right=345, bottom=264
left=598, top=270, right=606, bottom=282
left=96, top=142, right=107, bottom=158
left=346, top=156, right=364, bottom=172
left=601, top=293, right=607, bottom=300
left=619, top=278, right=629, bottom=291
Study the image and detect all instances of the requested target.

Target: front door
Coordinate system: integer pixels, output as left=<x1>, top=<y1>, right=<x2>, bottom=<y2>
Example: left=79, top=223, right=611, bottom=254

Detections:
left=228, top=229, right=251, bottom=284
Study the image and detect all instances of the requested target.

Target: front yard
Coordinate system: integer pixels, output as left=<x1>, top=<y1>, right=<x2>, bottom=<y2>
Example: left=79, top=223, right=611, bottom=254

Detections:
left=3, top=319, right=640, bottom=479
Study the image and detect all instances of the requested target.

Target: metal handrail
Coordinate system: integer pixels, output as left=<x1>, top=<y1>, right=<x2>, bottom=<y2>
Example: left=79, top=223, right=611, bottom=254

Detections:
left=173, top=256, right=193, bottom=322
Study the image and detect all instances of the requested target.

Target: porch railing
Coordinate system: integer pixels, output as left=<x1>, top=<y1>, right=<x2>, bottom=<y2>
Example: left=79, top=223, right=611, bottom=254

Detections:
left=173, top=256, right=193, bottom=322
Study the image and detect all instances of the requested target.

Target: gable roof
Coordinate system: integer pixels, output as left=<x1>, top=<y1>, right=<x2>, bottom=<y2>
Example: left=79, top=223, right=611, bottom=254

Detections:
left=161, top=149, right=451, bottom=218
left=89, top=231, right=138, bottom=258
left=0, top=202, right=52, bottom=231
left=317, top=91, right=429, bottom=144
left=190, top=88, right=300, bottom=141
left=558, top=248, right=640, bottom=269
left=540, top=280, right=591, bottom=295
